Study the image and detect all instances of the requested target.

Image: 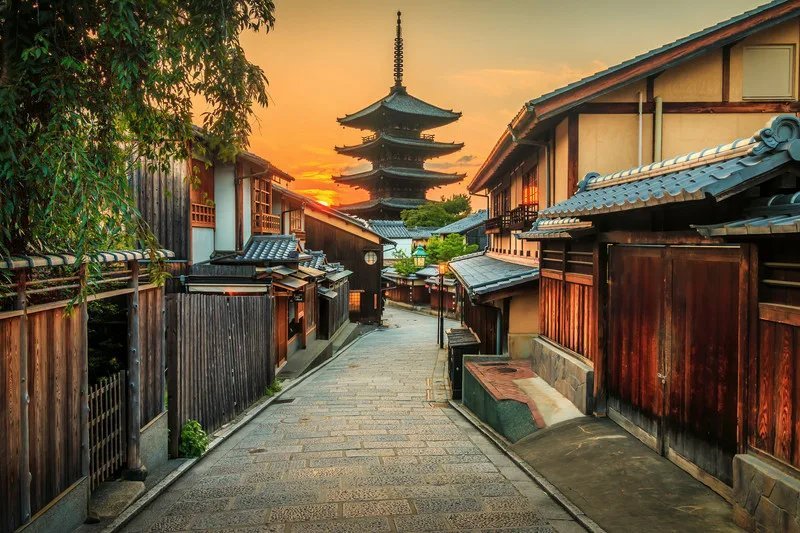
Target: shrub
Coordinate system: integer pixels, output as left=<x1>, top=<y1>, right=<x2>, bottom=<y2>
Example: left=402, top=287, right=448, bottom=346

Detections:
left=179, top=420, right=208, bottom=458
left=265, top=378, right=283, bottom=397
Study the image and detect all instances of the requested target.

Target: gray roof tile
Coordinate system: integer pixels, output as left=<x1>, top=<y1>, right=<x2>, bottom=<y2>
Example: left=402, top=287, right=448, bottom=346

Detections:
left=449, top=252, right=539, bottom=297
left=238, top=235, right=300, bottom=263
left=434, top=210, right=488, bottom=235
left=370, top=220, right=412, bottom=239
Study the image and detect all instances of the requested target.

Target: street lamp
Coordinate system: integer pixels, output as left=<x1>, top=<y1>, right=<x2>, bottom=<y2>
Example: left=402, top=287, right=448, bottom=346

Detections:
left=412, top=245, right=428, bottom=268
left=437, top=262, right=448, bottom=349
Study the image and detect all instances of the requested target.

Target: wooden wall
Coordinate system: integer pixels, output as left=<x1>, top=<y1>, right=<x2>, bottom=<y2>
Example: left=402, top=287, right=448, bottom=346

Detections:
left=166, top=294, right=273, bottom=456
left=1, top=315, right=23, bottom=532
left=462, top=291, right=498, bottom=354
left=129, top=158, right=190, bottom=261
left=304, top=216, right=383, bottom=323
left=139, top=287, right=165, bottom=427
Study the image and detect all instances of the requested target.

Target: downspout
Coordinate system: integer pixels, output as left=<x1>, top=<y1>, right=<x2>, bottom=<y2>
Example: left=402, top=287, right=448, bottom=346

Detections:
left=653, top=96, right=663, bottom=161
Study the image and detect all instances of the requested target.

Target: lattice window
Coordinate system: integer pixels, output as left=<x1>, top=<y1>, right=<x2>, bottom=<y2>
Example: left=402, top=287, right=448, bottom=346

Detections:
left=190, top=159, right=215, bottom=228
left=522, top=166, right=539, bottom=207
left=348, top=290, right=362, bottom=312
left=251, top=177, right=280, bottom=234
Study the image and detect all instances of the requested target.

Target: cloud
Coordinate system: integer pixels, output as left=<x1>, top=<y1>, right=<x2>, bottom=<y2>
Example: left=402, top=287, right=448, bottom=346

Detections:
left=295, top=188, right=339, bottom=206
left=456, top=155, right=477, bottom=164
left=447, top=62, right=608, bottom=99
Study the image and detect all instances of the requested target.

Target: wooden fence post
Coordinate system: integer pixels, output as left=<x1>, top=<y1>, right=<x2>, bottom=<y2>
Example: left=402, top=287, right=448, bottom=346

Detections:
left=79, top=265, right=91, bottom=482
left=16, top=270, right=31, bottom=523
left=125, top=261, right=146, bottom=479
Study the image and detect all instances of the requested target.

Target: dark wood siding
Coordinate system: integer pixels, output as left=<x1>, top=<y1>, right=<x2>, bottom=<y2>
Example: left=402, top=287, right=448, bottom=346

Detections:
left=1, top=315, right=22, bottom=532
left=304, top=216, right=383, bottom=323
left=462, top=291, right=498, bottom=354
left=139, top=287, right=165, bottom=427
left=129, top=158, right=191, bottom=261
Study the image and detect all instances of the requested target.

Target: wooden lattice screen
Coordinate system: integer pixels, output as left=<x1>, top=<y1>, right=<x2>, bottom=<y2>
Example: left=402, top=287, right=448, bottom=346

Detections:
left=88, top=370, right=127, bottom=490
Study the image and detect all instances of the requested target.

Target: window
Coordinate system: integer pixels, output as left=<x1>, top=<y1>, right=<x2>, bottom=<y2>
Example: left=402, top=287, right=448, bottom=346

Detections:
left=364, top=251, right=378, bottom=265
left=348, top=291, right=362, bottom=312
left=491, top=188, right=509, bottom=216
left=522, top=166, right=539, bottom=207
left=190, top=159, right=215, bottom=228
left=743, top=45, right=795, bottom=100
left=252, top=177, right=279, bottom=234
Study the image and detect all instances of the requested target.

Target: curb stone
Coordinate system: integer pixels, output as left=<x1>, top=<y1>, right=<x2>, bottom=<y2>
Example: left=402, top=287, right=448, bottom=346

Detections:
left=99, top=329, right=374, bottom=533
left=448, top=400, right=606, bottom=533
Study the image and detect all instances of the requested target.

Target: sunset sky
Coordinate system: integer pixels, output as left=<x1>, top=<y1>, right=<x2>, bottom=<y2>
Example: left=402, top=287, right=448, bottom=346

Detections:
left=237, top=0, right=764, bottom=207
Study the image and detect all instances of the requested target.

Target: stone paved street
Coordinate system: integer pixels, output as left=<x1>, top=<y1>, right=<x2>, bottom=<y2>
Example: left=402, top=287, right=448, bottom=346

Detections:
left=123, top=308, right=579, bottom=532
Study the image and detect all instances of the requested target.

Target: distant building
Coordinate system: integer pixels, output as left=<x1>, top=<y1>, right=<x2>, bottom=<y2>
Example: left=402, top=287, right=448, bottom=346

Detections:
left=433, top=209, right=488, bottom=249
left=333, top=11, right=464, bottom=219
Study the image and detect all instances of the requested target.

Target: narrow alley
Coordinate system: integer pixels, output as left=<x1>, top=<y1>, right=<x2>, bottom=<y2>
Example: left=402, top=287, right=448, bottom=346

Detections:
left=122, top=308, right=578, bottom=532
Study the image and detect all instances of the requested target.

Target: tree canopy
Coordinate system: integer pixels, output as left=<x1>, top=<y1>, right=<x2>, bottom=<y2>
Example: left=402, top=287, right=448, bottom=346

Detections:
left=0, top=1, right=275, bottom=259
left=400, top=194, right=471, bottom=228
left=392, top=249, right=418, bottom=277
left=425, top=234, right=479, bottom=264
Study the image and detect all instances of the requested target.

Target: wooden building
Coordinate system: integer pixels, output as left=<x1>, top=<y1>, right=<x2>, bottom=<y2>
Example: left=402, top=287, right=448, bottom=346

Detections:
left=467, top=0, right=800, bottom=365
left=522, top=114, right=800, bottom=531
left=333, top=12, right=464, bottom=219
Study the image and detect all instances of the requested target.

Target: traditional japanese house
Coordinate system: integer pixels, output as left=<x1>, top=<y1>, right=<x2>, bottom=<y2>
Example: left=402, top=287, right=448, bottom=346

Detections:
left=275, top=186, right=391, bottom=323
left=426, top=275, right=459, bottom=318
left=468, top=0, right=800, bottom=408
left=333, top=12, right=464, bottom=220
left=382, top=265, right=436, bottom=306
left=369, top=220, right=438, bottom=265
left=522, top=114, right=800, bottom=530
left=432, top=209, right=489, bottom=250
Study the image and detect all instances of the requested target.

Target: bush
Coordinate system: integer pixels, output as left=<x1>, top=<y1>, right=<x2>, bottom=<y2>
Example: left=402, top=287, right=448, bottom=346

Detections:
left=178, top=420, right=208, bottom=458
left=265, top=378, right=283, bottom=397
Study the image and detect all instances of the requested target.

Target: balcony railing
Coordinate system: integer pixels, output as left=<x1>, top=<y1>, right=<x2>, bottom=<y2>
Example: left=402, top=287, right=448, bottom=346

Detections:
left=361, top=131, right=435, bottom=143
left=509, top=203, right=539, bottom=229
left=191, top=203, right=215, bottom=228
left=253, top=213, right=281, bottom=234
left=485, top=215, right=503, bottom=234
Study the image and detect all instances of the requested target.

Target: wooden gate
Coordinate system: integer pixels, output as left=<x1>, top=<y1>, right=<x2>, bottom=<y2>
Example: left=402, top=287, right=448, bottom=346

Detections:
left=607, top=245, right=744, bottom=490
left=88, top=371, right=127, bottom=490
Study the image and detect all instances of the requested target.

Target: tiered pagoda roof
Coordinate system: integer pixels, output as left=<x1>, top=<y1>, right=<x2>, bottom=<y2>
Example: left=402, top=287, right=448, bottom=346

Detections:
left=334, top=11, right=464, bottom=220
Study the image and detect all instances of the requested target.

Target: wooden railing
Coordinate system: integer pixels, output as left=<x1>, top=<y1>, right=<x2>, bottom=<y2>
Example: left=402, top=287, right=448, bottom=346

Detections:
left=89, top=370, right=127, bottom=490
left=253, top=213, right=281, bottom=234
left=191, top=203, right=215, bottom=228
left=509, top=203, right=539, bottom=229
left=362, top=131, right=435, bottom=143
left=486, top=215, right=504, bottom=234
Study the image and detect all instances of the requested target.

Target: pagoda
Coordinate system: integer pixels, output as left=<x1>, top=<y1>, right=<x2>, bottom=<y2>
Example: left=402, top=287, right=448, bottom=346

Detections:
left=334, top=11, right=464, bottom=220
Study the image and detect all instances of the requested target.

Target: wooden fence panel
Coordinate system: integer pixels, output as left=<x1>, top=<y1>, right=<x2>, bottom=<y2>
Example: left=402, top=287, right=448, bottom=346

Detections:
left=26, top=306, right=83, bottom=517
left=540, top=274, right=596, bottom=364
left=88, top=371, right=126, bottom=490
left=167, top=294, right=273, bottom=456
left=1, top=315, right=22, bottom=532
left=139, top=288, right=164, bottom=427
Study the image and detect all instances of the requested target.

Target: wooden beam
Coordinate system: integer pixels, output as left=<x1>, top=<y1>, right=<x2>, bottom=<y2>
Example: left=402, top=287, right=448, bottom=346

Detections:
left=16, top=270, right=31, bottom=523
left=579, top=101, right=800, bottom=114
left=568, top=114, right=579, bottom=195
left=599, top=231, right=725, bottom=245
left=722, top=45, right=731, bottom=102
left=646, top=75, right=655, bottom=102
left=759, top=302, right=800, bottom=326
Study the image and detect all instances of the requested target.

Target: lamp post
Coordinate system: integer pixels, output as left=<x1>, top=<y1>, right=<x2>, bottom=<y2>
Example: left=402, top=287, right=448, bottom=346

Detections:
left=438, top=262, right=447, bottom=349
left=412, top=245, right=427, bottom=269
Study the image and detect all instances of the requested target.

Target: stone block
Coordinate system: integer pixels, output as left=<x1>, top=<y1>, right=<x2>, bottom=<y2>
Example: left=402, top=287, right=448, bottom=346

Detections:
left=734, top=454, right=800, bottom=532
left=529, top=338, right=593, bottom=414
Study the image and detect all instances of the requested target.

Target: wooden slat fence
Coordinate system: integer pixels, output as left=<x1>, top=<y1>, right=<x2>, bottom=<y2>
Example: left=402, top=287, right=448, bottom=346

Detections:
left=0, top=315, right=23, bottom=533
left=88, top=371, right=126, bottom=490
left=166, top=294, right=274, bottom=456
left=139, top=287, right=165, bottom=426
left=540, top=272, right=597, bottom=364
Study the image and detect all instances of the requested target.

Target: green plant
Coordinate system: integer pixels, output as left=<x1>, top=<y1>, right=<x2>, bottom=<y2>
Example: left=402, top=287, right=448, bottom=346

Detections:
left=392, top=249, right=419, bottom=277
left=400, top=194, right=472, bottom=227
left=265, top=378, right=283, bottom=397
left=425, top=234, right=479, bottom=264
left=178, top=420, right=208, bottom=458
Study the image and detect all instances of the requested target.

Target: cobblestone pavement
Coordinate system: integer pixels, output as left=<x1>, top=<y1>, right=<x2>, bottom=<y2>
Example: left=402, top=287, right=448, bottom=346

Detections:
left=123, top=308, right=580, bottom=532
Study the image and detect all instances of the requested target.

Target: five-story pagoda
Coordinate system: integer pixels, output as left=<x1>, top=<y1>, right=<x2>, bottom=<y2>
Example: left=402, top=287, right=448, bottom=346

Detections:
left=334, top=11, right=464, bottom=220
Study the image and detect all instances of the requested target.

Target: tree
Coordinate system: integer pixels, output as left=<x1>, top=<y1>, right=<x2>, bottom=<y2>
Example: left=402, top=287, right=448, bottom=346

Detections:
left=392, top=249, right=418, bottom=277
left=0, top=1, right=275, bottom=261
left=400, top=194, right=472, bottom=228
left=425, top=234, right=479, bottom=264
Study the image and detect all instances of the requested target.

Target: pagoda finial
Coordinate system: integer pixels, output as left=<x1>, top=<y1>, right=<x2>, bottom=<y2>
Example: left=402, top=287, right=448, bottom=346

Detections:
left=393, top=10, right=404, bottom=89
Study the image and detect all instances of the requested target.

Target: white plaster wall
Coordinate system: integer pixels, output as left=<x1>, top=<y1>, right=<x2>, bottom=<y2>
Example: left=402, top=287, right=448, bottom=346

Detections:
left=386, top=238, right=413, bottom=258
left=242, top=177, right=252, bottom=244
left=192, top=227, right=215, bottom=264
left=214, top=164, right=236, bottom=251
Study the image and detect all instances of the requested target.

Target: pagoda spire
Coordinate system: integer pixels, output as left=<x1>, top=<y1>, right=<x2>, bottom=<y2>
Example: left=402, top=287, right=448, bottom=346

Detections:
left=393, top=11, right=404, bottom=89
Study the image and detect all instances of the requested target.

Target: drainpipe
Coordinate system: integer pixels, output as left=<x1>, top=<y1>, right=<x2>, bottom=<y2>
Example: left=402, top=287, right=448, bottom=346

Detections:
left=653, top=96, right=663, bottom=161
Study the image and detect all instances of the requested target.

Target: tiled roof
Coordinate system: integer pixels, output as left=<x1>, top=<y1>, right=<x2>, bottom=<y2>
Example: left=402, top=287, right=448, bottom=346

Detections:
left=238, top=235, right=301, bottom=263
left=336, top=133, right=464, bottom=158
left=415, top=265, right=440, bottom=278
left=449, top=252, right=539, bottom=297
left=0, top=249, right=174, bottom=270
left=434, top=210, right=488, bottom=235
left=694, top=192, right=800, bottom=236
left=301, top=250, right=327, bottom=270
left=370, top=220, right=412, bottom=239
left=334, top=166, right=465, bottom=184
left=340, top=198, right=429, bottom=212
left=518, top=218, right=595, bottom=240
left=540, top=115, right=800, bottom=220
left=338, top=87, right=461, bottom=128
left=408, top=227, right=438, bottom=239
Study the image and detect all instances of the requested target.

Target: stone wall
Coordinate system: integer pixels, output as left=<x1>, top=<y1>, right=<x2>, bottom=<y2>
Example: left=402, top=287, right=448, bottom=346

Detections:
left=529, top=338, right=593, bottom=414
left=508, top=333, right=537, bottom=359
left=733, top=453, right=800, bottom=532
left=141, top=411, right=169, bottom=473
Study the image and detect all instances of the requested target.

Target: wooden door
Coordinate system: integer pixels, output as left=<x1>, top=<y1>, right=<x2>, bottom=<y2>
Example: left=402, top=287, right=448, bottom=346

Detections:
left=666, top=247, right=743, bottom=488
left=607, top=246, right=667, bottom=448
left=275, top=295, right=288, bottom=366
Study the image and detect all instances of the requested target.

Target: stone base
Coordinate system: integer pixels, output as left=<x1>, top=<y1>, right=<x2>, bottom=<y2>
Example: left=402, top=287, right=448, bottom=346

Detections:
left=88, top=480, right=145, bottom=520
left=733, top=453, right=800, bottom=532
left=141, top=411, right=169, bottom=472
left=18, top=477, right=89, bottom=533
left=529, top=338, right=593, bottom=414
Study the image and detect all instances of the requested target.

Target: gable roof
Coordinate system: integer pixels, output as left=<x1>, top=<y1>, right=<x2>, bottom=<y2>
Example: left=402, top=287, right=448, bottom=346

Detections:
left=449, top=251, right=539, bottom=299
left=237, top=235, right=304, bottom=263
left=470, top=0, right=800, bottom=192
left=434, top=210, right=488, bottom=235
left=369, top=220, right=412, bottom=239
left=527, top=115, right=800, bottom=232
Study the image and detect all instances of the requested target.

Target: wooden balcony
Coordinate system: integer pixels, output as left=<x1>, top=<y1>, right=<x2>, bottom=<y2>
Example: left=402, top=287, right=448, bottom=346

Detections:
left=485, top=215, right=504, bottom=234
left=509, top=203, right=539, bottom=230
left=191, top=203, right=215, bottom=228
left=253, top=213, right=281, bottom=234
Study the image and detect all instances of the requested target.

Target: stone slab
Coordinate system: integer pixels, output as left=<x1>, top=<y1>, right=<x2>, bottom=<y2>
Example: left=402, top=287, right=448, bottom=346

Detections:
left=733, top=453, right=800, bottom=532
left=529, top=337, right=593, bottom=414
left=89, top=481, right=146, bottom=520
